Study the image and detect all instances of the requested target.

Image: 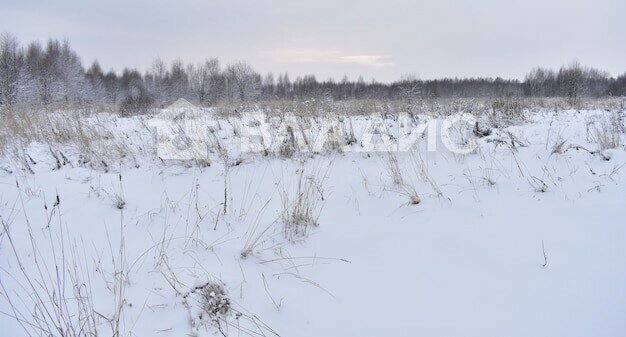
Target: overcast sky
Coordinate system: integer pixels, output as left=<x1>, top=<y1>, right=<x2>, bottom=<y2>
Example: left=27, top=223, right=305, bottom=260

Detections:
left=1, top=0, right=624, bottom=82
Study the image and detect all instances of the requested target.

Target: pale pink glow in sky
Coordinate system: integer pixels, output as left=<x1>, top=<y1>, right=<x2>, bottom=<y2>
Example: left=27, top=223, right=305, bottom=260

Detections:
left=271, top=49, right=393, bottom=67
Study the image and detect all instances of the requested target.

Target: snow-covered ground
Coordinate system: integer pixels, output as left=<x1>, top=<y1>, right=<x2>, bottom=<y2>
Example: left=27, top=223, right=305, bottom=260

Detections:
left=0, top=109, right=625, bottom=337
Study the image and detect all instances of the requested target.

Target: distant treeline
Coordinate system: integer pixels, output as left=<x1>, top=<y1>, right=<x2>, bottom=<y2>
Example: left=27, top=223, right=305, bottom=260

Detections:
left=1, top=34, right=625, bottom=112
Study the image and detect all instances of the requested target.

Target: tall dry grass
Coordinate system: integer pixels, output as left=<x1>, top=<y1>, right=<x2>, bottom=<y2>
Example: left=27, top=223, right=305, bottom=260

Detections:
left=0, top=105, right=140, bottom=172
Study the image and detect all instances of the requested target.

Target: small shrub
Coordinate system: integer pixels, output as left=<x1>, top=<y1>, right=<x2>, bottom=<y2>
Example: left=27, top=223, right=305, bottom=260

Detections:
left=277, top=125, right=297, bottom=158
left=200, top=282, right=231, bottom=319
left=119, top=88, right=154, bottom=116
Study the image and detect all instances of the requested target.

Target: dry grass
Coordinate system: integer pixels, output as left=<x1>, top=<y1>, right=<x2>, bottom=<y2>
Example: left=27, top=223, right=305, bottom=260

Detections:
left=586, top=111, right=625, bottom=151
left=280, top=163, right=328, bottom=240
left=0, top=185, right=128, bottom=337
left=383, top=151, right=404, bottom=186
left=213, top=97, right=626, bottom=119
left=381, top=151, right=423, bottom=205
left=0, top=105, right=140, bottom=172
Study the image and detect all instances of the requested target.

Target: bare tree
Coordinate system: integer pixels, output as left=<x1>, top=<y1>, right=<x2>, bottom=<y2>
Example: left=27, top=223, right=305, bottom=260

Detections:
left=85, top=61, right=107, bottom=102
left=1, top=32, right=625, bottom=109
left=58, top=39, right=86, bottom=103
left=188, top=58, right=220, bottom=105
left=225, top=61, right=260, bottom=102
left=147, top=58, right=168, bottom=105
left=262, top=72, right=275, bottom=99
left=557, top=61, right=585, bottom=101
left=0, top=33, right=22, bottom=105
left=24, top=41, right=53, bottom=104
left=168, top=59, right=189, bottom=101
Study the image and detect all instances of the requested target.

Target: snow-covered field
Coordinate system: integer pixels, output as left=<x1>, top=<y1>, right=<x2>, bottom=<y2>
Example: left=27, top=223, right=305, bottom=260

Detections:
left=0, top=108, right=625, bottom=337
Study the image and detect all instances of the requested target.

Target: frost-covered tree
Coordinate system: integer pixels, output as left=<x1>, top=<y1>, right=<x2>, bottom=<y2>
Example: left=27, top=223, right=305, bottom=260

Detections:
left=1, top=32, right=624, bottom=109
left=225, top=61, right=260, bottom=102
left=276, top=73, right=292, bottom=99
left=557, top=61, right=585, bottom=100
left=262, top=72, right=275, bottom=99
left=85, top=61, right=108, bottom=102
left=0, top=33, right=22, bottom=105
left=188, top=58, right=220, bottom=105
left=523, top=68, right=557, bottom=97
left=58, top=39, right=86, bottom=103
left=168, top=59, right=188, bottom=101
left=147, top=58, right=168, bottom=105
left=205, top=58, right=224, bottom=104
left=119, top=68, right=152, bottom=115
left=23, top=41, right=54, bottom=104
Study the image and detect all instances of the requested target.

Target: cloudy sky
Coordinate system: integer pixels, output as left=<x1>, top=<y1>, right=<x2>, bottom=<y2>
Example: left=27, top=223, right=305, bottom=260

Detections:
left=1, top=0, right=624, bottom=82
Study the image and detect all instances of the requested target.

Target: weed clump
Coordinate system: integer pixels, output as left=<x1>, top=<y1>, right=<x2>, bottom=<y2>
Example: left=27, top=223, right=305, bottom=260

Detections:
left=200, top=282, right=231, bottom=319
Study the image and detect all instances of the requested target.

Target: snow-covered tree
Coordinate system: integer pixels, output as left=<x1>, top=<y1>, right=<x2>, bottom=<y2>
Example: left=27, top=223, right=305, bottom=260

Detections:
left=0, top=33, right=22, bottom=105
left=225, top=61, right=260, bottom=102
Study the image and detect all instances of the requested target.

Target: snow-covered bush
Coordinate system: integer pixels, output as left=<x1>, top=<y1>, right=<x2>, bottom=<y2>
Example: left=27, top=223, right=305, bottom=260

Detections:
left=277, top=125, right=297, bottom=158
left=185, top=283, right=227, bottom=335
left=199, top=282, right=231, bottom=319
